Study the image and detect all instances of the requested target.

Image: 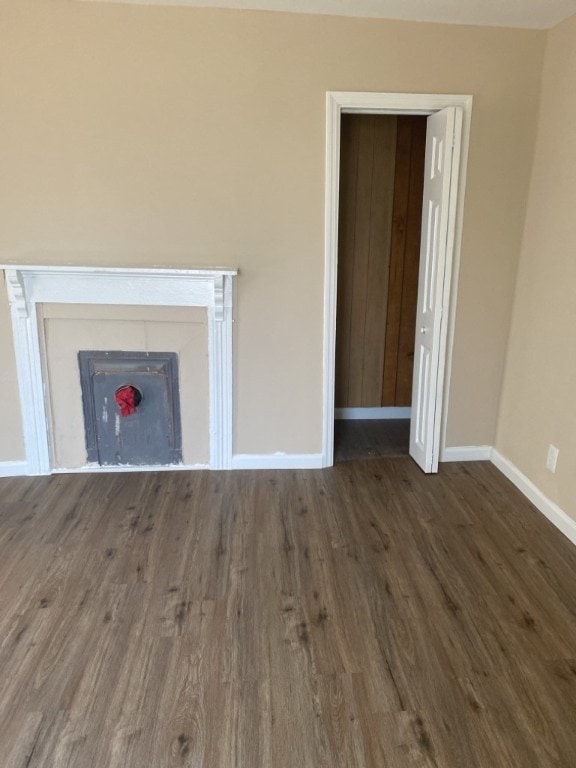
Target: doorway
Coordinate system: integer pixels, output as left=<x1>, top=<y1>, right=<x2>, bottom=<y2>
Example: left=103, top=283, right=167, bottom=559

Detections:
left=334, top=113, right=426, bottom=462
left=322, top=92, right=472, bottom=470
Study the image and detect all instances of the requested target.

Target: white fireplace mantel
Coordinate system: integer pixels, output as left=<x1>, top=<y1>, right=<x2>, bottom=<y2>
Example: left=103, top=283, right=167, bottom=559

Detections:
left=3, top=265, right=237, bottom=474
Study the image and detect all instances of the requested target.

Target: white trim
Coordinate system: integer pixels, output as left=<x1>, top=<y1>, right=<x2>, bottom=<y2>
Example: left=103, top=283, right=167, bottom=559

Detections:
left=491, top=449, right=576, bottom=547
left=231, top=453, right=324, bottom=470
left=441, top=445, right=492, bottom=462
left=0, top=461, right=30, bottom=477
left=52, top=463, right=209, bottom=474
left=335, top=407, right=411, bottom=420
left=3, top=264, right=237, bottom=475
left=437, top=107, right=471, bottom=467
left=322, top=92, right=472, bottom=468
left=432, top=106, right=463, bottom=471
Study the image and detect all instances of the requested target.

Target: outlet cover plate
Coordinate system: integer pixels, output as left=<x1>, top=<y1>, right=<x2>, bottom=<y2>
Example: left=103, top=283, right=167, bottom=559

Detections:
left=546, top=444, right=559, bottom=473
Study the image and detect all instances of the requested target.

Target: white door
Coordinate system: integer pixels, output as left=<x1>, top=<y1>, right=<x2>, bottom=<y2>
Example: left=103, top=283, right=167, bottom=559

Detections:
left=409, top=107, right=459, bottom=473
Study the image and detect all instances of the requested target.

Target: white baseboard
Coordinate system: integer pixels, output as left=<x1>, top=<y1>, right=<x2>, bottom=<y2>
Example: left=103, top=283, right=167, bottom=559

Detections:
left=335, top=407, right=411, bottom=420
left=0, top=461, right=29, bottom=477
left=0, top=456, right=325, bottom=474
left=441, top=445, right=492, bottom=462
left=231, top=453, right=324, bottom=470
left=52, top=463, right=210, bottom=474
left=491, top=448, right=576, bottom=547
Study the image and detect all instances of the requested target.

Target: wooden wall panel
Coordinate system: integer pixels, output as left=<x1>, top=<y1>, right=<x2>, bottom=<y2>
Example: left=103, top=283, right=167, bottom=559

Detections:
left=335, top=117, right=360, bottom=408
left=381, top=118, right=412, bottom=405
left=336, top=114, right=426, bottom=410
left=363, top=118, right=399, bottom=404
left=336, top=115, right=397, bottom=408
left=382, top=116, right=427, bottom=406
left=346, top=118, right=381, bottom=405
left=394, top=117, right=427, bottom=405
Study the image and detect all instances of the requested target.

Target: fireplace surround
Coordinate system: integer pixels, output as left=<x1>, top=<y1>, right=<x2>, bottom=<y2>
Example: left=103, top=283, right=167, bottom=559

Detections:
left=3, top=265, right=236, bottom=474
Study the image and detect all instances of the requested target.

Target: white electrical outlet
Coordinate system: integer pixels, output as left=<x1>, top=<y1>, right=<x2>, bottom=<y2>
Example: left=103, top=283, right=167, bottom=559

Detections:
left=546, top=444, right=559, bottom=473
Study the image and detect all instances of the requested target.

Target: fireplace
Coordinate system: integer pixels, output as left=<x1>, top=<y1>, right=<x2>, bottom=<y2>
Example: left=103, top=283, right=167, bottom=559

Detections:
left=3, top=265, right=236, bottom=474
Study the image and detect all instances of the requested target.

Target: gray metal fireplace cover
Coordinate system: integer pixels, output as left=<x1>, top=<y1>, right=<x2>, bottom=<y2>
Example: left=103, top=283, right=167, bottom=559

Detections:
left=78, top=351, right=182, bottom=466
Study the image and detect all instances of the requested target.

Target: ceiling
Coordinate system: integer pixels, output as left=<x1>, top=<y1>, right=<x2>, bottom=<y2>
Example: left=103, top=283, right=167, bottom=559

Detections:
left=78, top=0, right=576, bottom=30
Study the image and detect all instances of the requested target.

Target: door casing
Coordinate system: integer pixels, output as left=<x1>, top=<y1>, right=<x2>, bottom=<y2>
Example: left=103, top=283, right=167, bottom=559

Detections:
left=322, top=91, right=473, bottom=468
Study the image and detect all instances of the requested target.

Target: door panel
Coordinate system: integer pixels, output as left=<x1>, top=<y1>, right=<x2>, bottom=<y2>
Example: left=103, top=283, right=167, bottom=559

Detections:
left=409, top=108, right=457, bottom=473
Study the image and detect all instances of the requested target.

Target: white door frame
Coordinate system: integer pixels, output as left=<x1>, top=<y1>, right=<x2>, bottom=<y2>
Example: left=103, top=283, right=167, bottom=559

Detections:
left=322, top=91, right=473, bottom=467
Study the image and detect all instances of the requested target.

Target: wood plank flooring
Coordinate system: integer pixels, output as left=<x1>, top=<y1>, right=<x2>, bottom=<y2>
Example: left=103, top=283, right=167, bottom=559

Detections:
left=334, top=419, right=410, bottom=461
left=1, top=460, right=576, bottom=766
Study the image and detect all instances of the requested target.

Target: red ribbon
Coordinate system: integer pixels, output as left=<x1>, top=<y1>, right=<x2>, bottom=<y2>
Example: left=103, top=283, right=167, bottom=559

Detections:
left=115, top=385, right=140, bottom=417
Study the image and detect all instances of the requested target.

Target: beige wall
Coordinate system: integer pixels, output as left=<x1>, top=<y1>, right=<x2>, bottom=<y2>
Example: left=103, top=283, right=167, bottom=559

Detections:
left=0, top=0, right=545, bottom=461
left=496, top=13, right=576, bottom=521
left=42, top=305, right=209, bottom=467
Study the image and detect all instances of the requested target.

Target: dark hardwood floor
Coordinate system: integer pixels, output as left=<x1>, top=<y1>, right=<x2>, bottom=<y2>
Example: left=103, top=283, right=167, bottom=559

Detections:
left=334, top=419, right=410, bottom=461
left=1, top=459, right=576, bottom=766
